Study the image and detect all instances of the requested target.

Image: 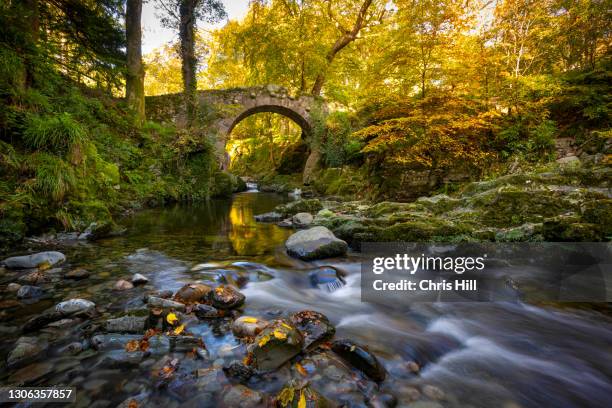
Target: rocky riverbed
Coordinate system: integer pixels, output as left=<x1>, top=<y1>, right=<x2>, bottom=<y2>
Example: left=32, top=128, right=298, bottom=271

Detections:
left=0, top=189, right=610, bottom=408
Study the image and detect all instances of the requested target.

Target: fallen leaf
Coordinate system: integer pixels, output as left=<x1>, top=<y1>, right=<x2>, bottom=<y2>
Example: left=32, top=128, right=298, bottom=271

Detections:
left=242, top=317, right=258, bottom=323
left=128, top=400, right=138, bottom=408
left=166, top=312, right=178, bottom=325
left=125, top=339, right=139, bottom=353
left=298, top=390, right=306, bottom=408
left=172, top=324, right=185, bottom=335
left=273, top=329, right=287, bottom=341
left=295, top=362, right=308, bottom=376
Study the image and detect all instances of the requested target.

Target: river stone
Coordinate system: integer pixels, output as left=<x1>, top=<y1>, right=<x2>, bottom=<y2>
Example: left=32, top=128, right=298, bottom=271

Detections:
left=7, top=336, right=48, bottom=368
left=174, top=283, right=212, bottom=304
left=193, top=304, right=219, bottom=319
left=210, top=285, right=245, bottom=309
left=278, top=218, right=293, bottom=228
left=223, top=384, right=263, bottom=408
left=331, top=339, right=386, bottom=382
left=55, top=298, right=95, bottom=315
left=254, top=211, right=283, bottom=222
left=7, top=283, right=21, bottom=292
left=292, top=212, right=314, bottom=228
left=285, top=226, right=348, bottom=261
left=105, top=316, right=147, bottom=333
left=64, top=268, right=90, bottom=280
left=290, top=310, right=335, bottom=349
left=17, top=285, right=43, bottom=299
left=131, top=273, right=149, bottom=285
left=114, top=279, right=134, bottom=290
left=22, top=311, right=64, bottom=332
left=147, top=296, right=186, bottom=312
left=2, top=251, right=65, bottom=269
left=252, top=320, right=303, bottom=371
left=9, top=361, right=54, bottom=385
left=91, top=333, right=170, bottom=354
left=232, top=316, right=268, bottom=338
left=367, top=393, right=398, bottom=408
left=19, top=271, right=49, bottom=284
left=223, top=361, right=255, bottom=383
left=422, top=385, right=445, bottom=400
left=308, top=266, right=347, bottom=292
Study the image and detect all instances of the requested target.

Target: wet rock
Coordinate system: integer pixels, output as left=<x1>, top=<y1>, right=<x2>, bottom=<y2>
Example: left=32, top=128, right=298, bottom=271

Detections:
left=2, top=251, right=65, bottom=269
left=78, top=221, right=115, bottom=241
left=254, top=211, right=283, bottom=222
left=195, top=367, right=226, bottom=392
left=275, top=381, right=330, bottom=408
left=292, top=212, right=314, bottom=228
left=276, top=199, right=323, bottom=217
left=223, top=361, right=255, bottom=383
left=55, top=298, right=95, bottom=316
left=7, top=336, right=48, bottom=368
left=171, top=336, right=204, bottom=352
left=252, top=320, right=303, bottom=371
left=232, top=316, right=268, bottom=338
left=48, top=318, right=78, bottom=329
left=278, top=219, right=293, bottom=228
left=145, top=290, right=173, bottom=301
left=62, top=342, right=84, bottom=355
left=19, top=271, right=49, bottom=284
left=223, top=384, right=263, bottom=408
left=8, top=361, right=54, bottom=385
left=193, top=304, right=219, bottom=319
left=105, top=315, right=147, bottom=333
left=23, top=311, right=64, bottom=332
left=308, top=266, right=346, bottom=292
left=147, top=296, right=186, bottom=312
left=92, top=333, right=170, bottom=354
left=174, top=283, right=212, bottom=304
left=64, top=268, right=90, bottom=280
left=290, top=310, right=335, bottom=349
left=99, top=350, right=147, bottom=368
left=331, top=339, right=387, bottom=382
left=422, top=385, right=445, bottom=400
left=286, top=226, right=348, bottom=261
left=114, top=279, right=134, bottom=290
left=367, top=393, right=398, bottom=408
left=210, top=285, right=245, bottom=309
left=7, top=283, right=21, bottom=292
left=407, top=361, right=420, bottom=373
left=132, top=273, right=149, bottom=285
left=17, top=285, right=43, bottom=299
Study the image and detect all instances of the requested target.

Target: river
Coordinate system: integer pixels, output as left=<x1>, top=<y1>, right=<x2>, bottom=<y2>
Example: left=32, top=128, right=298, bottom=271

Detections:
left=0, top=192, right=610, bottom=407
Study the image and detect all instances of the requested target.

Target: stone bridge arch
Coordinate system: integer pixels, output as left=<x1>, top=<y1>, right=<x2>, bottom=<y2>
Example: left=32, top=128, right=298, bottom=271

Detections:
left=146, top=85, right=323, bottom=171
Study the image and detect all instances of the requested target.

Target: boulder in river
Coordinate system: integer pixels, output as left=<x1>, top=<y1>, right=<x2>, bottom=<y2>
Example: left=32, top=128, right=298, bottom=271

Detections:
left=105, top=316, right=147, bottom=333
left=254, top=211, right=283, bottom=222
left=290, top=310, right=335, bottom=349
left=22, top=311, right=64, bottom=332
left=308, top=266, right=347, bottom=292
left=223, top=384, right=264, bottom=408
left=131, top=273, right=149, bottom=285
left=55, top=298, right=95, bottom=316
left=7, top=283, right=21, bottom=292
left=223, top=361, right=255, bottom=384
left=285, top=226, right=348, bottom=261
left=147, top=296, right=186, bottom=312
left=252, top=320, right=303, bottom=371
left=292, top=212, right=314, bottom=228
left=210, top=285, right=245, bottom=309
left=331, top=339, right=387, bottom=382
left=2, top=251, right=65, bottom=269
left=17, top=285, right=44, bottom=299
left=6, top=336, right=48, bottom=368
left=232, top=316, right=268, bottom=338
left=174, top=283, right=212, bottom=304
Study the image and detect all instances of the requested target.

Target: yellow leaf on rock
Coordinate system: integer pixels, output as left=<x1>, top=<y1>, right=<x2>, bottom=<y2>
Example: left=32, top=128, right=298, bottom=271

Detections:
left=298, top=390, right=306, bottom=408
left=166, top=313, right=178, bottom=325
left=277, top=387, right=295, bottom=407
left=173, top=324, right=185, bottom=335
left=242, top=317, right=258, bottom=323
left=258, top=334, right=271, bottom=347
left=273, top=329, right=287, bottom=341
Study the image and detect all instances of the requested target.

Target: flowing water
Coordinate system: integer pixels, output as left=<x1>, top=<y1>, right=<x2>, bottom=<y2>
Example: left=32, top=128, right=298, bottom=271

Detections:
left=0, top=192, right=611, bottom=407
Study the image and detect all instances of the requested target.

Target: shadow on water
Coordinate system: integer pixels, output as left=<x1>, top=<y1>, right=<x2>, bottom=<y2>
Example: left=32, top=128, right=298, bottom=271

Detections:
left=0, top=192, right=611, bottom=408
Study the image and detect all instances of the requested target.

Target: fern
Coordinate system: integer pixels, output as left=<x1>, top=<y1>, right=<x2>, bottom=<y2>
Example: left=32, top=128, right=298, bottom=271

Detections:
left=33, top=153, right=76, bottom=202
left=24, top=113, right=87, bottom=154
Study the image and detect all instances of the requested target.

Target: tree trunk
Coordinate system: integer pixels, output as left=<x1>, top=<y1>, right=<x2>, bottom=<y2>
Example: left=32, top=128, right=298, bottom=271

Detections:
left=14, top=0, right=39, bottom=89
left=180, top=0, right=198, bottom=123
left=126, top=0, right=145, bottom=125
left=311, top=0, right=373, bottom=96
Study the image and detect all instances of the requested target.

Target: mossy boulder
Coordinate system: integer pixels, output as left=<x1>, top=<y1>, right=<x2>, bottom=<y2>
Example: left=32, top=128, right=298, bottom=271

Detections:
left=542, top=215, right=605, bottom=241
left=212, top=171, right=246, bottom=197
left=581, top=199, right=612, bottom=235
left=276, top=199, right=323, bottom=217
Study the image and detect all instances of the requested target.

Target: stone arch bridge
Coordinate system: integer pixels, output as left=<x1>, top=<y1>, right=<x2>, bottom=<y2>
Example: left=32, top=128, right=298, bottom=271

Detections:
left=146, top=85, right=323, bottom=175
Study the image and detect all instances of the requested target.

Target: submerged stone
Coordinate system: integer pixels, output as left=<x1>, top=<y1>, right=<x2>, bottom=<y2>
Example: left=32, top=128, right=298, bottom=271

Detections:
left=7, top=336, right=48, bottom=368
left=308, top=266, right=346, bottom=292
left=223, top=384, right=263, bottom=408
left=2, top=251, right=65, bottom=269
left=331, top=339, right=387, bottom=382
left=64, top=268, right=90, bottom=280
left=114, top=280, right=134, bottom=290
left=286, top=226, right=348, bottom=261
left=17, top=285, right=43, bottom=299
left=105, top=316, right=147, bottom=333
left=147, top=296, right=186, bottom=312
